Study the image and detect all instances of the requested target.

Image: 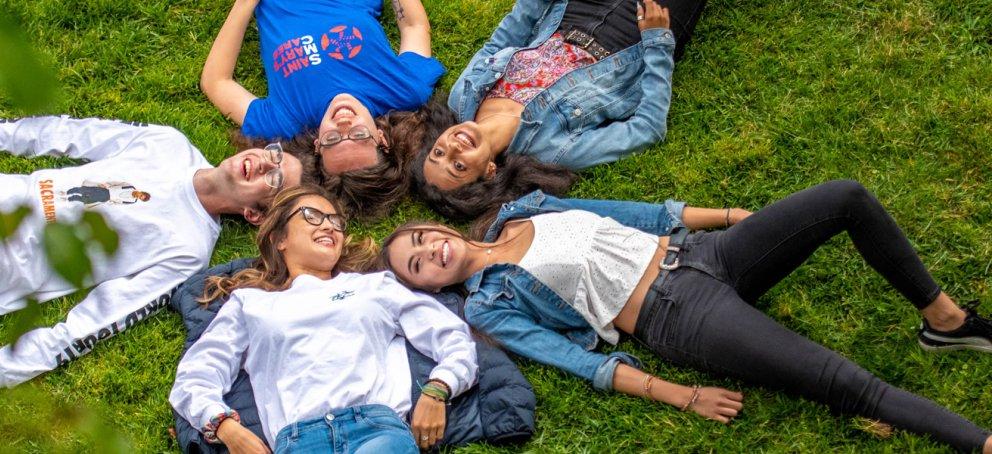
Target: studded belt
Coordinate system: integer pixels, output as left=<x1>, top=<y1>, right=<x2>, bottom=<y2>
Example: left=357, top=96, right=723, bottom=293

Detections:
left=561, top=28, right=612, bottom=60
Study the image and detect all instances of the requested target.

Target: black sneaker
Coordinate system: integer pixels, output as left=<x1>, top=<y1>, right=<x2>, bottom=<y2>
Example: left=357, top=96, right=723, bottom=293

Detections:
left=918, top=301, right=992, bottom=353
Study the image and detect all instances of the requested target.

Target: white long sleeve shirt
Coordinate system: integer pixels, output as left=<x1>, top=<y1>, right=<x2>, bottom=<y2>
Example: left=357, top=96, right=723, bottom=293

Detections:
left=0, top=116, right=220, bottom=387
left=169, top=271, right=478, bottom=447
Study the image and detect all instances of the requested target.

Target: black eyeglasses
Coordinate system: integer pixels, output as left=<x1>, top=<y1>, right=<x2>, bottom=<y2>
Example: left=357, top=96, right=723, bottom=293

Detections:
left=318, top=126, right=379, bottom=149
left=290, top=206, right=347, bottom=231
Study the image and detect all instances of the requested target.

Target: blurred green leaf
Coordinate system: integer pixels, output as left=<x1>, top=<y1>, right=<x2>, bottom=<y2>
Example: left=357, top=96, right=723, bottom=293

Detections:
left=0, top=206, right=31, bottom=240
left=0, top=298, right=42, bottom=346
left=80, top=411, right=132, bottom=454
left=0, top=383, right=133, bottom=452
left=42, top=222, right=92, bottom=288
left=0, top=15, right=60, bottom=113
left=81, top=211, right=119, bottom=255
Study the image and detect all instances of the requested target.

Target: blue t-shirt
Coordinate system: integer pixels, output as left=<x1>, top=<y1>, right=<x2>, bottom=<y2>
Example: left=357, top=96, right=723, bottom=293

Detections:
left=242, top=0, right=446, bottom=139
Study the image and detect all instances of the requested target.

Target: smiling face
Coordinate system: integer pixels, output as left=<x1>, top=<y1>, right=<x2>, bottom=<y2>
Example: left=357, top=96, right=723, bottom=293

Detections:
left=315, top=93, right=386, bottom=176
left=423, top=121, right=497, bottom=191
left=277, top=195, right=346, bottom=277
left=385, top=226, right=474, bottom=291
left=217, top=147, right=305, bottom=223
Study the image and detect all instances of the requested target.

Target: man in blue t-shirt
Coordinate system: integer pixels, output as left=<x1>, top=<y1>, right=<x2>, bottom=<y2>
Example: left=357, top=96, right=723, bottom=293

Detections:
left=201, top=0, right=444, bottom=178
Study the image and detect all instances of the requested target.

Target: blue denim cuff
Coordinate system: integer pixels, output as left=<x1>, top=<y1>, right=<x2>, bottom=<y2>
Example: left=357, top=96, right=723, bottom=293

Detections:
left=665, top=199, right=687, bottom=228
left=592, top=352, right=643, bottom=391
left=640, top=27, right=676, bottom=48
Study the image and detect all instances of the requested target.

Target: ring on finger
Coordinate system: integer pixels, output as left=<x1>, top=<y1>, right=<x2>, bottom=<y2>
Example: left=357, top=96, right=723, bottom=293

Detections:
left=637, top=15, right=644, bottom=20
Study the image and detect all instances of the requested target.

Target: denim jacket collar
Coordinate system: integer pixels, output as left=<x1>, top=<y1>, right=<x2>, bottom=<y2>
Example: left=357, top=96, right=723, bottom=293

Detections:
left=482, top=190, right=549, bottom=242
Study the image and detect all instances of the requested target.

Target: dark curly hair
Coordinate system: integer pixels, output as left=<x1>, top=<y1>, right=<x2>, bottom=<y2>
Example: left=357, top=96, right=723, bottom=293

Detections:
left=318, top=94, right=455, bottom=220
left=411, top=147, right=579, bottom=222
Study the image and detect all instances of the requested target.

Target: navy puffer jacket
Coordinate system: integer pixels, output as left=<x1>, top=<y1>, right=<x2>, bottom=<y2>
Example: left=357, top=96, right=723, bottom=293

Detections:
left=169, top=259, right=535, bottom=453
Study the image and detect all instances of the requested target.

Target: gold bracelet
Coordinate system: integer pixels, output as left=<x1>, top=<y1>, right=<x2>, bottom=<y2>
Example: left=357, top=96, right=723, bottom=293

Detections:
left=680, top=385, right=701, bottom=411
left=642, top=374, right=655, bottom=399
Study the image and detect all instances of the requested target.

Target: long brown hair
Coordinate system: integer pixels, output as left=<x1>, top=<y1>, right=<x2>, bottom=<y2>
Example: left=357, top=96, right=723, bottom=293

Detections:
left=201, top=185, right=378, bottom=303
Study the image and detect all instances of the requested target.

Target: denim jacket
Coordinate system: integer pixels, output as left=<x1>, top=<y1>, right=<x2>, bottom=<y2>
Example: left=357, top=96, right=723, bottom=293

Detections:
left=447, top=0, right=676, bottom=170
left=462, top=190, right=686, bottom=391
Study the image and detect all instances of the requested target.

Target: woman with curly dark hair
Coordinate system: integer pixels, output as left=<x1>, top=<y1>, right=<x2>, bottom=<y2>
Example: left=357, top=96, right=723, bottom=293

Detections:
left=411, top=146, right=578, bottom=221
left=411, top=0, right=703, bottom=220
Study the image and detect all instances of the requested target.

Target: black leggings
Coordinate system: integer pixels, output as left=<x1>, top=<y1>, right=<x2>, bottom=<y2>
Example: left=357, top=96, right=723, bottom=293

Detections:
left=559, top=0, right=706, bottom=60
left=634, top=180, right=989, bottom=451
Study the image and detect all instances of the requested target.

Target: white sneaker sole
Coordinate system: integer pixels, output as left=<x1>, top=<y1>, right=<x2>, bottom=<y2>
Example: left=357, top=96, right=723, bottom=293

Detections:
left=919, top=332, right=992, bottom=353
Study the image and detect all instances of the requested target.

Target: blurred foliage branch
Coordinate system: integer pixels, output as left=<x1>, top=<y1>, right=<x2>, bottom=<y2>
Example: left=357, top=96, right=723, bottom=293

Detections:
left=0, top=16, right=131, bottom=453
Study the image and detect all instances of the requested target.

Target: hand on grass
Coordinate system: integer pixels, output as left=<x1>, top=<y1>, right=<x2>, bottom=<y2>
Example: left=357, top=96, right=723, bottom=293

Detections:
left=637, top=0, right=670, bottom=31
left=411, top=395, right=446, bottom=450
left=217, top=419, right=271, bottom=454
left=689, top=387, right=744, bottom=424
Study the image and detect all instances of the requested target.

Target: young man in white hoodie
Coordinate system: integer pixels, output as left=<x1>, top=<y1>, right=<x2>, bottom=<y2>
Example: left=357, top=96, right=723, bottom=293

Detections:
left=0, top=115, right=306, bottom=387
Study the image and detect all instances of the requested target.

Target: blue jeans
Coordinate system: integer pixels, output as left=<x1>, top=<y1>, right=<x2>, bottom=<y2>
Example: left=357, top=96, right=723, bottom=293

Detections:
left=274, top=405, right=417, bottom=454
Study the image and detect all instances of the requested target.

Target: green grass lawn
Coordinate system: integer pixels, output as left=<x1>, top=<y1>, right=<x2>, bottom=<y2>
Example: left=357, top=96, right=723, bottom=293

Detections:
left=2, top=0, right=991, bottom=451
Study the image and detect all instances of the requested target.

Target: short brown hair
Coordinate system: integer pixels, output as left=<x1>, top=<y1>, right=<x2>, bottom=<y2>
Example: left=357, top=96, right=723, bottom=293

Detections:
left=229, top=130, right=322, bottom=189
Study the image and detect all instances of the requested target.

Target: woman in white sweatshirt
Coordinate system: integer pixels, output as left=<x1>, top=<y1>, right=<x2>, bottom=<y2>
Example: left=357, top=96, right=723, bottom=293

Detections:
left=170, top=185, right=477, bottom=453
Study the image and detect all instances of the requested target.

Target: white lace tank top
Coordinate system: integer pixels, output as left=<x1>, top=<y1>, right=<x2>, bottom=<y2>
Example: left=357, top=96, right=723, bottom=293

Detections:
left=516, top=210, right=660, bottom=344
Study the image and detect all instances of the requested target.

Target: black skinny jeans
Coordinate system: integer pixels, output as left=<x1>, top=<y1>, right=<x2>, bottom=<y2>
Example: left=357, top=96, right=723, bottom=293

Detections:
left=559, top=0, right=706, bottom=60
left=633, top=180, right=989, bottom=451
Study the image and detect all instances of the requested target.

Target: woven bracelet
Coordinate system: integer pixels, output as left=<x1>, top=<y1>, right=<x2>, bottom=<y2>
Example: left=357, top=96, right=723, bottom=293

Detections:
left=203, top=409, right=241, bottom=444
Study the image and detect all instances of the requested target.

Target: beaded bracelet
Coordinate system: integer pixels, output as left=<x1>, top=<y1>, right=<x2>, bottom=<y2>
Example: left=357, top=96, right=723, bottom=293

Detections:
left=427, top=378, right=452, bottom=396
left=203, top=409, right=241, bottom=444
left=421, top=382, right=450, bottom=403
left=680, top=385, right=701, bottom=412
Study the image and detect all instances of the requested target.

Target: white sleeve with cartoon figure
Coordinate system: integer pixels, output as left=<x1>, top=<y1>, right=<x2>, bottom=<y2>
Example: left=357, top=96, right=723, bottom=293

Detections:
left=0, top=115, right=191, bottom=162
left=0, top=256, right=202, bottom=388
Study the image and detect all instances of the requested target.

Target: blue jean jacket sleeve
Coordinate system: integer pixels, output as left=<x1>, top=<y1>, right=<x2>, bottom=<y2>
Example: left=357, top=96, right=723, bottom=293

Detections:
left=550, top=195, right=686, bottom=235
left=554, top=27, right=676, bottom=169
left=480, top=0, right=552, bottom=56
left=466, top=303, right=624, bottom=391
left=595, top=352, right=644, bottom=390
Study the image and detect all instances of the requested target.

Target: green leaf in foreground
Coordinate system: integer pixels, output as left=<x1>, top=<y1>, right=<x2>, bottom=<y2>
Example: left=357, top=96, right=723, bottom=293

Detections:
left=82, top=211, right=120, bottom=255
left=0, top=384, right=132, bottom=453
left=0, top=206, right=31, bottom=240
left=42, top=222, right=92, bottom=288
left=1, top=298, right=42, bottom=346
left=0, top=15, right=60, bottom=113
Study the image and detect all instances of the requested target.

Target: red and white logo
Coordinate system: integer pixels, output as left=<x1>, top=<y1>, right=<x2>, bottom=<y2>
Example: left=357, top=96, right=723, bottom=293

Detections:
left=321, top=25, right=363, bottom=60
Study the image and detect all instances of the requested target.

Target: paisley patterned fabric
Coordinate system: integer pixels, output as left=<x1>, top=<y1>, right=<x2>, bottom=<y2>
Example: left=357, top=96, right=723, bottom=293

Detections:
left=486, top=33, right=596, bottom=105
